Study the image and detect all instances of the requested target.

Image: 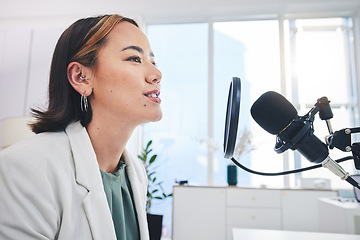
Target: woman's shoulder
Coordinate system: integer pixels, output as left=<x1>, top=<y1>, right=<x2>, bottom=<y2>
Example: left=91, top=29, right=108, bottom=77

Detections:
left=0, top=130, right=70, bottom=165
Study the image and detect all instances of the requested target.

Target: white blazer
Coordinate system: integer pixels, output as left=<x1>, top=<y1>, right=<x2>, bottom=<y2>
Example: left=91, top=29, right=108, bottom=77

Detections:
left=0, top=121, right=149, bottom=240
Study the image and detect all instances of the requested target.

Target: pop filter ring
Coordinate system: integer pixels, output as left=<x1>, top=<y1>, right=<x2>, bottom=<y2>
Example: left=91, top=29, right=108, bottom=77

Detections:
left=223, top=77, right=241, bottom=159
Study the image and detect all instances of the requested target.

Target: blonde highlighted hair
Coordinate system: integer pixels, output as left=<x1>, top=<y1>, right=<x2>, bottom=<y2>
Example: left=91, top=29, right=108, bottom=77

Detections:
left=71, top=15, right=138, bottom=66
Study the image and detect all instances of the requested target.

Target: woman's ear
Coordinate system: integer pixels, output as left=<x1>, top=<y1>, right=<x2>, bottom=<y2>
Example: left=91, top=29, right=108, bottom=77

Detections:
left=67, top=62, right=93, bottom=96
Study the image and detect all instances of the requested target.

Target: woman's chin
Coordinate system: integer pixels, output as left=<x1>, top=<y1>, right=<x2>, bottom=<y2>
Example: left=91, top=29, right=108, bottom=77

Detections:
left=151, top=111, right=163, bottom=122
left=147, top=109, right=163, bottom=123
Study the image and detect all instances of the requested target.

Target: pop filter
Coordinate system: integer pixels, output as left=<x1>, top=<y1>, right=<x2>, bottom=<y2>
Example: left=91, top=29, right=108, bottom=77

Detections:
left=224, top=77, right=241, bottom=159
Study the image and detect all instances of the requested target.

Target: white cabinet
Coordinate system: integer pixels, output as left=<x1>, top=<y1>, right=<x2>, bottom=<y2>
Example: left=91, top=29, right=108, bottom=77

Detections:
left=226, top=188, right=282, bottom=238
left=227, top=188, right=282, bottom=208
left=172, top=186, right=226, bottom=240
left=172, top=186, right=337, bottom=240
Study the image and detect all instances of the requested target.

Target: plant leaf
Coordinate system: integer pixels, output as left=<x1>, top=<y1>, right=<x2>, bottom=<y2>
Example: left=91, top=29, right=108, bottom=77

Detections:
left=146, top=140, right=152, bottom=149
left=149, top=155, right=157, bottom=165
left=156, top=181, right=163, bottom=186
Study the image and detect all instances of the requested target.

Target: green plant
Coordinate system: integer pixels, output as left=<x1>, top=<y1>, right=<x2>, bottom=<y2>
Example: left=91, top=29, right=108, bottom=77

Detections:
left=138, top=140, right=172, bottom=211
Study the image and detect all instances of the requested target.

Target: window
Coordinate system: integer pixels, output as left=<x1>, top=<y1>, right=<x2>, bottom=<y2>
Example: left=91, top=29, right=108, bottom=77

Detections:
left=213, top=20, right=283, bottom=187
left=285, top=18, right=358, bottom=188
left=144, top=23, right=208, bottom=236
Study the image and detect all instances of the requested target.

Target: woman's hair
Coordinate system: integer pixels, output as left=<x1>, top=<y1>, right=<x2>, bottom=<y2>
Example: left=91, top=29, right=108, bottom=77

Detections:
left=30, top=14, right=139, bottom=134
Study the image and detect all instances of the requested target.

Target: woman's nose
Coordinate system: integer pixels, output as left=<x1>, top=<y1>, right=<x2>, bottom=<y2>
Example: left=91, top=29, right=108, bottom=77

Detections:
left=146, top=64, right=162, bottom=85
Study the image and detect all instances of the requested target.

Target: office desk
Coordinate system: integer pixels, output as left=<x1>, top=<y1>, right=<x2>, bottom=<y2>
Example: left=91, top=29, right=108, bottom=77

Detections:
left=318, top=197, right=360, bottom=234
left=233, top=228, right=360, bottom=240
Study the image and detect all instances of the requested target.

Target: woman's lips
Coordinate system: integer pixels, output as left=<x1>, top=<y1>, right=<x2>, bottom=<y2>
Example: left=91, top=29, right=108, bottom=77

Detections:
left=144, top=90, right=161, bottom=103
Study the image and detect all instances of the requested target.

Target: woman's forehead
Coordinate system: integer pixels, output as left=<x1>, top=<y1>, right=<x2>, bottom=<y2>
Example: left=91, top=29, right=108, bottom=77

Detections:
left=106, top=22, right=150, bottom=49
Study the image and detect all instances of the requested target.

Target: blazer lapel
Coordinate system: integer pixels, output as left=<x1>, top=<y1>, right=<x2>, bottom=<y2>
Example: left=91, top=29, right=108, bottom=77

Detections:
left=65, top=122, right=116, bottom=240
left=123, top=150, right=150, bottom=240
left=82, top=184, right=116, bottom=240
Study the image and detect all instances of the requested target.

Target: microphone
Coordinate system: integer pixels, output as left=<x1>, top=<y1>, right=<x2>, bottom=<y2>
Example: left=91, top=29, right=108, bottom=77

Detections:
left=250, top=91, right=358, bottom=188
left=250, top=91, right=328, bottom=163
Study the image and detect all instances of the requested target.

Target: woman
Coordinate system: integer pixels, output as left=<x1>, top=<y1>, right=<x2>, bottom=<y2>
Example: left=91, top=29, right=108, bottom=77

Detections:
left=0, top=14, right=162, bottom=240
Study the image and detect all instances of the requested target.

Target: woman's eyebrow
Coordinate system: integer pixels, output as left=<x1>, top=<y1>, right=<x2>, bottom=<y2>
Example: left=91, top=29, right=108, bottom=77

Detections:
left=122, top=45, right=143, bottom=53
left=121, top=45, right=155, bottom=57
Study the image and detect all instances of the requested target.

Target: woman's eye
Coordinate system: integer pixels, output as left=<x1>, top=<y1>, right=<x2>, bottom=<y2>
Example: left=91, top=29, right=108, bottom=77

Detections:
left=152, top=61, right=158, bottom=67
left=127, top=56, right=141, bottom=63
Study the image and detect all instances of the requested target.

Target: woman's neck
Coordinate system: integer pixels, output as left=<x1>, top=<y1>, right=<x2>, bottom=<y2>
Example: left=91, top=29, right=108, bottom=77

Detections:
left=86, top=118, right=135, bottom=174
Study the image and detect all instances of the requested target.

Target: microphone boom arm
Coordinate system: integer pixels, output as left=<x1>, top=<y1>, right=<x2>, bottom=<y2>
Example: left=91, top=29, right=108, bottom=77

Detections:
left=327, top=127, right=360, bottom=170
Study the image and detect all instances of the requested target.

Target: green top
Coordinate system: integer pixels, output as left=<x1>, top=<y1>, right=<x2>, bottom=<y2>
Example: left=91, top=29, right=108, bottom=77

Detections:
left=100, top=160, right=140, bottom=240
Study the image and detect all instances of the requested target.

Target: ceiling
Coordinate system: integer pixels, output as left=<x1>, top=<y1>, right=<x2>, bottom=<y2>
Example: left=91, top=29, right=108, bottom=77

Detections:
left=1, top=0, right=360, bottom=24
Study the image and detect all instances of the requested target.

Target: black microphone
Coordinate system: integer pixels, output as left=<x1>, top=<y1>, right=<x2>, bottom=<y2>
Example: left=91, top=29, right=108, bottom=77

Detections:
left=250, top=91, right=359, bottom=188
left=250, top=91, right=328, bottom=164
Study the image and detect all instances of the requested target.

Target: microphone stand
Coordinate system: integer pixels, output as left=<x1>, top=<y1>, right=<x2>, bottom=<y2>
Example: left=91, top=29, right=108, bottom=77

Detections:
left=326, top=127, right=360, bottom=170
left=310, top=96, right=360, bottom=170
left=301, top=96, right=360, bottom=189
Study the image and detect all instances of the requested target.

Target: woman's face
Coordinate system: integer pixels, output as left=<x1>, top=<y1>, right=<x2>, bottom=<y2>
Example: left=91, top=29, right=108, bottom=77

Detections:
left=89, top=21, right=162, bottom=127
